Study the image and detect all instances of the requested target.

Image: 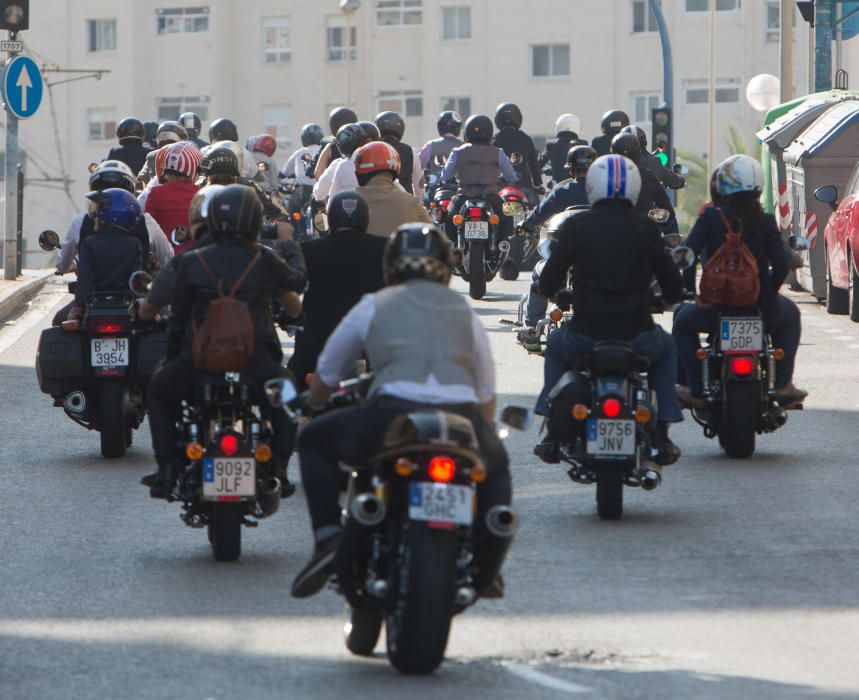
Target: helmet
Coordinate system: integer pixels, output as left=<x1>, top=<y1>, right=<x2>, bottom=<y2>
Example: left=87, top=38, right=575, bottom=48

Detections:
left=250, top=134, right=277, bottom=158
left=206, top=183, right=262, bottom=238
left=374, top=111, right=405, bottom=141
left=179, top=111, right=202, bottom=140
left=494, top=102, right=523, bottom=130
left=335, top=123, right=370, bottom=157
left=328, top=190, right=370, bottom=233
left=89, top=160, right=136, bottom=193
left=716, top=154, right=764, bottom=196
left=586, top=155, right=642, bottom=206
left=300, top=123, right=324, bottom=146
left=116, top=117, right=145, bottom=142
left=565, top=145, right=597, bottom=173
left=555, top=113, right=582, bottom=137
left=329, top=106, right=359, bottom=135
left=206, top=140, right=245, bottom=172
left=357, top=120, right=381, bottom=141
left=154, top=146, right=170, bottom=181
left=208, top=117, right=239, bottom=143
left=189, top=184, right=225, bottom=235
left=163, top=141, right=202, bottom=178
left=354, top=142, right=401, bottom=184
left=201, top=145, right=240, bottom=177
left=86, top=188, right=142, bottom=232
left=156, top=120, right=188, bottom=146
left=465, top=114, right=493, bottom=143
left=383, top=224, right=454, bottom=286
left=437, top=110, right=463, bottom=137
left=600, top=109, right=630, bottom=135
left=621, top=124, right=647, bottom=150
left=143, top=120, right=159, bottom=146
left=610, top=132, right=641, bottom=164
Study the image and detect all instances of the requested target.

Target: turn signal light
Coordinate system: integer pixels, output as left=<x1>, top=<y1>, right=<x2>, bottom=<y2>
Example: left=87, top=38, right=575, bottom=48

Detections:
left=469, top=463, right=488, bottom=483
left=292, top=212, right=301, bottom=221
left=634, top=406, right=652, bottom=424
left=772, top=348, right=785, bottom=360
left=185, top=442, right=204, bottom=461
left=696, top=348, right=709, bottom=361
left=572, top=403, right=589, bottom=420
left=549, top=308, right=563, bottom=322
left=488, top=214, right=500, bottom=225
left=305, top=373, right=314, bottom=386
left=428, top=456, right=456, bottom=483
left=452, top=214, right=464, bottom=226
left=395, top=457, right=414, bottom=476
left=729, top=357, right=755, bottom=376
left=602, top=398, right=622, bottom=418
left=254, top=444, right=272, bottom=463
left=219, top=433, right=241, bottom=457
left=61, top=320, right=81, bottom=332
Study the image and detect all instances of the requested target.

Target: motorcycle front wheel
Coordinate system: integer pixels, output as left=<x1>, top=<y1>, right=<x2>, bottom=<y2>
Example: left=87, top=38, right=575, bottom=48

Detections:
left=98, top=381, right=126, bottom=459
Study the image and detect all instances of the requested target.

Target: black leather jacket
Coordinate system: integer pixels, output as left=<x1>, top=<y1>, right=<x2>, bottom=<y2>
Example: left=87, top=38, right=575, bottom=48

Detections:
left=492, top=127, right=542, bottom=190
left=107, top=141, right=152, bottom=176
left=539, top=133, right=586, bottom=183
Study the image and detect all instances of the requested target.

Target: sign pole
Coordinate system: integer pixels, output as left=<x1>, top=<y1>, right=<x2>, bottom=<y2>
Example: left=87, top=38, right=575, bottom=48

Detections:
left=3, top=31, right=18, bottom=280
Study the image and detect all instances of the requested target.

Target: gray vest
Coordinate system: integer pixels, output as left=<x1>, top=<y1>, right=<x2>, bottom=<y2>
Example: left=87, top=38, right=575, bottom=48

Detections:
left=429, top=136, right=463, bottom=174
left=366, top=280, right=478, bottom=397
left=452, top=142, right=501, bottom=189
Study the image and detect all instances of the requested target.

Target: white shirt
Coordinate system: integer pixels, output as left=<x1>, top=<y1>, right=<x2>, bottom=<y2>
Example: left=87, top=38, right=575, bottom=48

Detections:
left=240, top=147, right=258, bottom=180
left=408, top=145, right=425, bottom=201
left=315, top=293, right=496, bottom=405
left=282, top=145, right=320, bottom=187
left=327, top=158, right=359, bottom=200
left=312, top=157, right=342, bottom=202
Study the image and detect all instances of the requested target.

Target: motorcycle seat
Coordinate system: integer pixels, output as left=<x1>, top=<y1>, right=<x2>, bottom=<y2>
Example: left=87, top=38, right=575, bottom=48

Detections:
left=368, top=410, right=482, bottom=465
left=577, top=342, right=649, bottom=375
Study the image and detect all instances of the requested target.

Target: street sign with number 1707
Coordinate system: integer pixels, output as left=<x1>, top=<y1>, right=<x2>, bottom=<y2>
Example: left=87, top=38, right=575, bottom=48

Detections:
left=0, top=40, right=22, bottom=52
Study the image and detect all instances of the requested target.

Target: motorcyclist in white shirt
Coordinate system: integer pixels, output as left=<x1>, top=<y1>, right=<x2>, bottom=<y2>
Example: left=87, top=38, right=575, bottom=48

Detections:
left=282, top=123, right=323, bottom=214
left=312, top=122, right=378, bottom=204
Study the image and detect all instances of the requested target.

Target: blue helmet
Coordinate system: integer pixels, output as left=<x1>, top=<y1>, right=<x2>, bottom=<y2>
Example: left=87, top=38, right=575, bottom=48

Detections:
left=86, top=188, right=142, bottom=232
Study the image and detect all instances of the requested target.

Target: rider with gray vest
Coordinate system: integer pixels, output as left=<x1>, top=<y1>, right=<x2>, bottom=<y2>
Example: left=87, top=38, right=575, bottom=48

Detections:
left=290, top=223, right=514, bottom=599
left=418, top=110, right=464, bottom=176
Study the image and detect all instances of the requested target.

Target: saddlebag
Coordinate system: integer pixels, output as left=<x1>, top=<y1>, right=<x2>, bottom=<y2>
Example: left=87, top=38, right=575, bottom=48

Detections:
left=135, top=330, right=169, bottom=380
left=547, top=371, right=591, bottom=443
left=35, top=326, right=83, bottom=396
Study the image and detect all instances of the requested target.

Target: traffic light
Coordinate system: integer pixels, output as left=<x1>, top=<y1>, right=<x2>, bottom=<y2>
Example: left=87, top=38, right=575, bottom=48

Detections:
left=0, top=1, right=28, bottom=32
left=796, top=1, right=814, bottom=26
left=651, top=106, right=672, bottom=164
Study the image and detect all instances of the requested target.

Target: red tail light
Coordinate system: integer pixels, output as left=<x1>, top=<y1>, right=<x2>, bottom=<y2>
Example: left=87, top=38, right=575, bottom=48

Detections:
left=602, top=398, right=622, bottom=418
left=468, top=207, right=484, bottom=219
left=428, top=456, right=455, bottom=483
left=729, top=357, right=755, bottom=376
left=89, top=318, right=131, bottom=334
left=440, top=199, right=451, bottom=209
left=219, top=433, right=241, bottom=457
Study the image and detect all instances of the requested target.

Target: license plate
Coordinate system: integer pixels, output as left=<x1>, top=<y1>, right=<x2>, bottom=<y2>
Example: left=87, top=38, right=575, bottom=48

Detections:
left=586, top=419, right=636, bottom=457
left=464, top=221, right=489, bottom=239
left=408, top=482, right=473, bottom=526
left=203, top=458, right=255, bottom=500
left=513, top=211, right=526, bottom=226
left=720, top=317, right=763, bottom=352
left=90, top=338, right=129, bottom=367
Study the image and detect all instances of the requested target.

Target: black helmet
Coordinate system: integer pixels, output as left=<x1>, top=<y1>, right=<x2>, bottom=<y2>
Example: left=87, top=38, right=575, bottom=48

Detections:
left=565, top=145, right=597, bottom=173
left=300, top=123, right=324, bottom=147
left=610, top=132, right=641, bottom=163
left=328, top=190, right=369, bottom=233
left=335, top=123, right=370, bottom=157
left=179, top=111, right=202, bottom=140
left=621, top=124, right=647, bottom=150
left=437, top=110, right=463, bottom=137
left=357, top=120, right=381, bottom=141
left=208, top=117, right=239, bottom=143
left=383, top=224, right=454, bottom=286
left=465, top=114, right=493, bottom=144
left=143, top=120, right=159, bottom=146
left=89, top=160, right=136, bottom=193
left=206, top=183, right=262, bottom=239
left=494, top=102, right=523, bottom=130
left=374, top=111, right=405, bottom=141
left=600, top=109, right=630, bottom=136
left=156, top=121, right=188, bottom=146
left=116, top=117, right=144, bottom=142
left=329, top=106, right=359, bottom=135
left=201, top=146, right=239, bottom=178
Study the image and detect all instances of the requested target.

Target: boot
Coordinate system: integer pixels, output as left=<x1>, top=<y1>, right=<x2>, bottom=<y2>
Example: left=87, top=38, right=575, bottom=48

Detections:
left=773, top=381, right=808, bottom=406
left=654, top=421, right=681, bottom=466
left=148, top=460, right=176, bottom=500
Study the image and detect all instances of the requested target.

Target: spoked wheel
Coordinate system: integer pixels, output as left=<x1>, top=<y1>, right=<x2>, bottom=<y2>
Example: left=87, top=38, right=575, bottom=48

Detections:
left=468, top=241, right=486, bottom=300
left=209, top=503, right=242, bottom=562
left=344, top=605, right=383, bottom=656
left=596, top=466, right=624, bottom=520
left=98, top=381, right=126, bottom=458
left=720, top=381, right=758, bottom=458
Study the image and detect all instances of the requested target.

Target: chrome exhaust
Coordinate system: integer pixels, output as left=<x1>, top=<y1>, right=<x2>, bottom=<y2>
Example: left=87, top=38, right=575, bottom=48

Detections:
left=639, top=463, right=662, bottom=491
left=257, top=477, right=281, bottom=517
left=63, top=391, right=87, bottom=414
left=349, top=493, right=386, bottom=527
left=455, top=586, right=476, bottom=607
left=485, top=505, right=518, bottom=538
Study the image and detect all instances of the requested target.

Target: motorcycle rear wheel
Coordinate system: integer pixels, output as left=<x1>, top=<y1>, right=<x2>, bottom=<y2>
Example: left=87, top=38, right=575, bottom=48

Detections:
left=344, top=605, right=383, bottom=656
left=468, top=242, right=486, bottom=300
left=720, top=382, right=758, bottom=458
left=596, top=466, right=624, bottom=520
left=98, top=381, right=126, bottom=459
left=209, top=503, right=242, bottom=562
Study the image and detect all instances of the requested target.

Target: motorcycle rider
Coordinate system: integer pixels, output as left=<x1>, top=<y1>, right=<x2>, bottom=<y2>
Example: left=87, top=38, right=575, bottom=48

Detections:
left=179, top=111, right=208, bottom=149
left=591, top=109, right=630, bottom=156
left=610, top=131, right=676, bottom=230
left=144, top=184, right=307, bottom=498
left=312, top=106, right=359, bottom=179
left=491, top=102, right=542, bottom=199
left=418, top=110, right=463, bottom=176
left=137, top=121, right=188, bottom=185
left=539, top=114, right=587, bottom=183
left=200, top=145, right=241, bottom=186
left=107, top=117, right=152, bottom=175
left=621, top=125, right=685, bottom=190
left=374, top=110, right=423, bottom=198
left=354, top=141, right=431, bottom=236
left=281, top=123, right=323, bottom=214
left=313, top=121, right=378, bottom=204
left=673, top=155, right=807, bottom=408
left=144, top=141, right=202, bottom=252
left=143, top=120, right=159, bottom=150
left=249, top=134, right=280, bottom=193
left=208, top=117, right=258, bottom=180
left=534, top=154, right=684, bottom=465
left=290, top=223, right=513, bottom=599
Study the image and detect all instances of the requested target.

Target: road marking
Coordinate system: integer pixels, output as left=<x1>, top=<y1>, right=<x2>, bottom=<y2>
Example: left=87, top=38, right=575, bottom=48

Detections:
left=0, top=286, right=65, bottom=356
left=504, top=663, right=592, bottom=694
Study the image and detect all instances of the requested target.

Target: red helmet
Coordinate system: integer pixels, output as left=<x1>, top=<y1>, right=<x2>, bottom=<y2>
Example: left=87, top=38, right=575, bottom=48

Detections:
left=353, top=141, right=401, bottom=177
left=163, top=141, right=203, bottom=179
left=250, top=133, right=277, bottom=158
left=154, top=145, right=170, bottom=181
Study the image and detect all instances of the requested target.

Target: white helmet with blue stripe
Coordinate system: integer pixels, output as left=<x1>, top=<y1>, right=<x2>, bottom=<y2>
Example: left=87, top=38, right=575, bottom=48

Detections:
left=585, top=154, right=641, bottom=206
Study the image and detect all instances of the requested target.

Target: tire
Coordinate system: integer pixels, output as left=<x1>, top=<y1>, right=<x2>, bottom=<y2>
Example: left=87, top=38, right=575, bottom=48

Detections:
left=209, top=503, right=242, bottom=562
left=386, top=522, right=458, bottom=674
left=595, top=466, right=623, bottom=520
left=468, top=241, right=486, bottom=300
left=344, top=605, right=383, bottom=656
left=720, top=381, right=758, bottom=459
left=98, top=381, right=126, bottom=459
left=826, top=247, right=849, bottom=314
left=849, top=248, right=859, bottom=323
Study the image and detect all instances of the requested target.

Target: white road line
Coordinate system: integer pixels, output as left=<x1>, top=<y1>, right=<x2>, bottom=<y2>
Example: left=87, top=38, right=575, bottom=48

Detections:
left=0, top=287, right=65, bottom=356
left=504, top=663, right=592, bottom=694
left=834, top=336, right=857, bottom=341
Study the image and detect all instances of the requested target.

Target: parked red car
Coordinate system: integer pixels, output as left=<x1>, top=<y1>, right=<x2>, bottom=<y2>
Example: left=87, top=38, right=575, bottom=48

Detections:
left=815, top=168, right=859, bottom=320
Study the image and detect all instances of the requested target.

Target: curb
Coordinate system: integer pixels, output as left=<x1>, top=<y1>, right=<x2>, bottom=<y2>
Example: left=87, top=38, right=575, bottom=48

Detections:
left=0, top=270, right=56, bottom=323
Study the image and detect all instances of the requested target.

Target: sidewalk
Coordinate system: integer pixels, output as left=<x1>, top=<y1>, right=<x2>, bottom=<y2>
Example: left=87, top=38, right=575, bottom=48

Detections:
left=0, top=269, right=56, bottom=323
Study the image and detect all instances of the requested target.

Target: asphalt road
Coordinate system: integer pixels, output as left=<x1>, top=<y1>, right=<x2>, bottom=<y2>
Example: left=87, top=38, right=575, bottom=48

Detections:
left=0, top=274, right=858, bottom=699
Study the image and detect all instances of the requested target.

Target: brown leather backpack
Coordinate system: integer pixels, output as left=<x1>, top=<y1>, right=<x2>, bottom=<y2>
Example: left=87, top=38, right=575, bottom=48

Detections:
left=191, top=249, right=261, bottom=373
left=698, top=209, right=761, bottom=308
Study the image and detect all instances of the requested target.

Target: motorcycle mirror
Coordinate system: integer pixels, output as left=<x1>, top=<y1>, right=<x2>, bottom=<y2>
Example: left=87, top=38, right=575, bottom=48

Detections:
left=672, top=245, right=696, bottom=271
left=661, top=233, right=681, bottom=249
left=129, top=270, right=153, bottom=296
left=541, top=163, right=552, bottom=175
left=813, top=185, right=839, bottom=210
left=313, top=212, right=330, bottom=234
left=648, top=208, right=670, bottom=224
left=538, top=238, right=553, bottom=260
left=38, top=230, right=61, bottom=251
left=258, top=161, right=269, bottom=172
left=510, top=152, right=523, bottom=166
left=88, top=162, right=99, bottom=174
left=264, top=378, right=298, bottom=409
left=499, top=405, right=534, bottom=431
left=170, top=225, right=190, bottom=247
left=431, top=207, right=446, bottom=225
left=788, top=235, right=811, bottom=252
left=673, top=164, right=689, bottom=176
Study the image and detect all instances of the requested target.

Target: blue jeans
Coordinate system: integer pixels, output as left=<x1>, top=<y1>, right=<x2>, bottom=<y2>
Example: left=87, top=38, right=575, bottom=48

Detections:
left=536, top=325, right=683, bottom=423
left=672, top=294, right=801, bottom=398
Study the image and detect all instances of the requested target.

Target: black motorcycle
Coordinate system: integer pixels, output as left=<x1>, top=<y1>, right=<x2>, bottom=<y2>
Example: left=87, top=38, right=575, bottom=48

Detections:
left=450, top=197, right=510, bottom=300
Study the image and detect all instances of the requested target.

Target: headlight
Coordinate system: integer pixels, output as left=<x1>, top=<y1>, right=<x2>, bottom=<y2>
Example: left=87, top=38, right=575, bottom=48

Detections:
left=502, top=201, right=524, bottom=217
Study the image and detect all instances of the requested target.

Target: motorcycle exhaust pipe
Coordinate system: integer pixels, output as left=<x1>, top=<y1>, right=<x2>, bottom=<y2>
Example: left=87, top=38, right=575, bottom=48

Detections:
left=63, top=391, right=87, bottom=414
left=349, top=493, right=386, bottom=527
left=639, top=463, right=662, bottom=491
left=485, top=505, right=518, bottom=539
left=257, top=477, right=281, bottom=517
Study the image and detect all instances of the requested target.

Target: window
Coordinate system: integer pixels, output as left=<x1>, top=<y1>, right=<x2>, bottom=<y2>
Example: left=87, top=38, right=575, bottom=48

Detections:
left=441, top=6, right=470, bottom=39
left=766, top=1, right=794, bottom=41
left=685, top=0, right=740, bottom=11
left=262, top=104, right=292, bottom=150
left=87, top=109, right=116, bottom=141
left=441, top=96, right=471, bottom=120
left=631, top=1, right=657, bottom=33
left=156, top=6, right=209, bottom=35
left=531, top=44, right=570, bottom=78
left=88, top=19, right=116, bottom=52
left=376, top=90, right=423, bottom=117
left=685, top=83, right=740, bottom=104
left=376, top=0, right=422, bottom=26
left=326, top=17, right=357, bottom=61
left=632, top=93, right=661, bottom=123
left=157, top=96, right=210, bottom=122
left=261, top=17, right=290, bottom=64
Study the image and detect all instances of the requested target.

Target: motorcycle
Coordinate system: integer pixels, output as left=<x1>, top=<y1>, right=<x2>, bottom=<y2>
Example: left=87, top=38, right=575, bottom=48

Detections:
left=450, top=197, right=510, bottom=301
left=265, top=376, right=519, bottom=674
left=499, top=185, right=538, bottom=275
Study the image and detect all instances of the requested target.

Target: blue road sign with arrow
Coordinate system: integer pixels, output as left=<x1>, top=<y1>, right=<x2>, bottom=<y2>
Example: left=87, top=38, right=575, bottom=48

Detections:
left=2, top=55, right=42, bottom=119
